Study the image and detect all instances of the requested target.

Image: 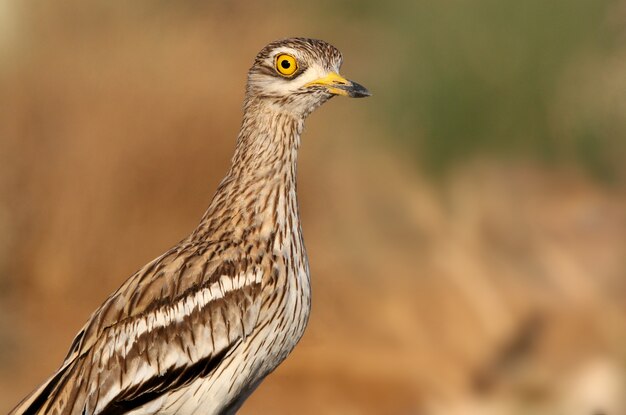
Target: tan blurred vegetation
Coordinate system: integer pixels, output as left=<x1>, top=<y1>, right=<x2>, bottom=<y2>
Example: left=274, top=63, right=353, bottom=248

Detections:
left=1, top=1, right=626, bottom=414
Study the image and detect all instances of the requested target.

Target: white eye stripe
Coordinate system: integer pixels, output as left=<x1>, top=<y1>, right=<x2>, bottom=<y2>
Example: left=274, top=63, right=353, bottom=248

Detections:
left=270, top=47, right=299, bottom=58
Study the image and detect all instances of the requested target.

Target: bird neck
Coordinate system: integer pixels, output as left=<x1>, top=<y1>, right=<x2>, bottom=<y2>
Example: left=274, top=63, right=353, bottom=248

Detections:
left=195, top=102, right=305, bottom=243
left=230, top=101, right=304, bottom=178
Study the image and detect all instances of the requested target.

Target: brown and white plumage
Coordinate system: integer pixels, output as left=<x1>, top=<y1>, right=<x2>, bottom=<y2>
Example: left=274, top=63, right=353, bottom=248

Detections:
left=10, top=37, right=369, bottom=415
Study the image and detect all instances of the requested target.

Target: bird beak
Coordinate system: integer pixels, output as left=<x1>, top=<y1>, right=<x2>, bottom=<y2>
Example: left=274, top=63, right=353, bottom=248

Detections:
left=305, top=72, right=371, bottom=98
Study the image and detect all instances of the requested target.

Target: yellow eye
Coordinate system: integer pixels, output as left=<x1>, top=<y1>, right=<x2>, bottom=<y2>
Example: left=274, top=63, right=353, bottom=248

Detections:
left=275, top=54, right=298, bottom=77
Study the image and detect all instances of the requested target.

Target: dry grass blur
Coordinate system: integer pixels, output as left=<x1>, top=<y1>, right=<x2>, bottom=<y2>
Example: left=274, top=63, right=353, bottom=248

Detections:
left=1, top=1, right=626, bottom=414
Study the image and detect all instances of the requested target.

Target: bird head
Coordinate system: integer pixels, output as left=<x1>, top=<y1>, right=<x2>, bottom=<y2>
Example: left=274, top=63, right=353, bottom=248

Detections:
left=245, top=38, right=370, bottom=117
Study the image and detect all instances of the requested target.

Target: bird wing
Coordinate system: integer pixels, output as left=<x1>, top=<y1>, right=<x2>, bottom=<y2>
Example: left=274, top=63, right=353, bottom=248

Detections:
left=10, top=242, right=265, bottom=415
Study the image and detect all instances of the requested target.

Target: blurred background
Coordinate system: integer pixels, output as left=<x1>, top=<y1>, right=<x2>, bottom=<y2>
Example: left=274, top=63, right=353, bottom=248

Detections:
left=1, top=0, right=625, bottom=413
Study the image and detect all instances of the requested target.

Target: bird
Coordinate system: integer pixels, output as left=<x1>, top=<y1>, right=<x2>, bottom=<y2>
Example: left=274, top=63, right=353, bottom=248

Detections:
left=9, top=37, right=369, bottom=415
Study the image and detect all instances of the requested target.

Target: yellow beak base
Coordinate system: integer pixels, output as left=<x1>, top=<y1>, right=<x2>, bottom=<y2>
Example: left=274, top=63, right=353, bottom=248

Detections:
left=305, top=72, right=371, bottom=98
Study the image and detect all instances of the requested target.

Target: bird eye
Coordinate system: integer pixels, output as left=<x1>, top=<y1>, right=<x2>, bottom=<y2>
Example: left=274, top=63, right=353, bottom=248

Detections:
left=275, top=54, right=298, bottom=77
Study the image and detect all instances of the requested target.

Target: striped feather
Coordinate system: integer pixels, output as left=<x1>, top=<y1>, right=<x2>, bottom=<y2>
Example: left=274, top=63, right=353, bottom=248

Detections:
left=8, top=37, right=364, bottom=414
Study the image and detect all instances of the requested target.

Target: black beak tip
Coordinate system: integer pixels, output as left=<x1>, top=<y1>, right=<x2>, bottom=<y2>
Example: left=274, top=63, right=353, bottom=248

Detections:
left=349, top=81, right=371, bottom=98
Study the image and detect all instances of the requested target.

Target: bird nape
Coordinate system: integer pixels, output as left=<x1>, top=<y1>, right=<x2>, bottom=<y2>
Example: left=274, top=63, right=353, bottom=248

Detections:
left=10, top=37, right=369, bottom=415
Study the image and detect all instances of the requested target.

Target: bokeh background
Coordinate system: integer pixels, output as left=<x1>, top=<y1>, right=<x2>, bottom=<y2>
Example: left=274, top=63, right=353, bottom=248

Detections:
left=1, top=0, right=626, bottom=413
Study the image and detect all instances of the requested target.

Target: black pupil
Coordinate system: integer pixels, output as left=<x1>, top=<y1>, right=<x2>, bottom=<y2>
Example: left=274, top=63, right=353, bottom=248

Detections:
left=281, top=59, right=291, bottom=69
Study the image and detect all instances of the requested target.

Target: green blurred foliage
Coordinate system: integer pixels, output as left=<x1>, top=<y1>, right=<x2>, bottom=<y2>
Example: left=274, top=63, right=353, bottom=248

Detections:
left=305, top=0, right=621, bottom=179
